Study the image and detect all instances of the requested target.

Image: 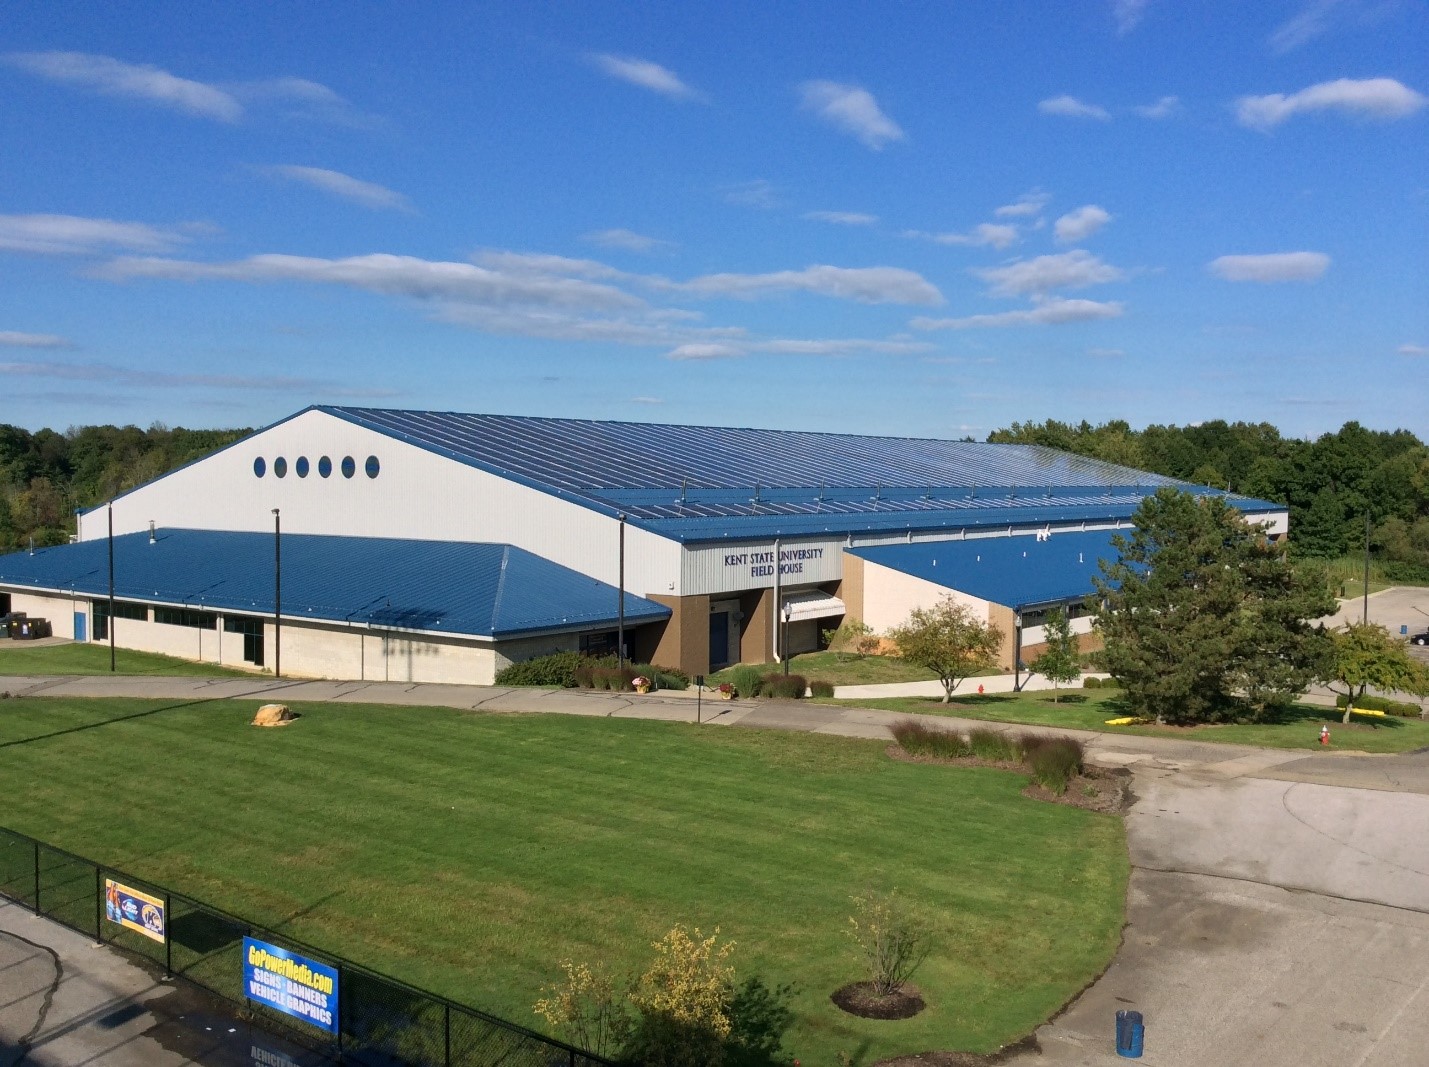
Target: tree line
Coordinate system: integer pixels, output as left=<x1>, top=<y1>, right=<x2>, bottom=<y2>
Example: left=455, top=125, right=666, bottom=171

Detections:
left=0, top=422, right=250, bottom=551
left=988, top=418, right=1429, bottom=576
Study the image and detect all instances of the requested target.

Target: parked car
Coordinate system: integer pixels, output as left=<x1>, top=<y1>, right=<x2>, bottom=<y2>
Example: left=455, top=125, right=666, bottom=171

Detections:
left=1410, top=629, right=1429, bottom=647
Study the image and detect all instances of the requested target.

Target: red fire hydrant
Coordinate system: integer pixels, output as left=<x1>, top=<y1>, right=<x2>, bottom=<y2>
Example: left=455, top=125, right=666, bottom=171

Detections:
left=1320, top=724, right=1330, bottom=746
left=977, top=684, right=985, bottom=694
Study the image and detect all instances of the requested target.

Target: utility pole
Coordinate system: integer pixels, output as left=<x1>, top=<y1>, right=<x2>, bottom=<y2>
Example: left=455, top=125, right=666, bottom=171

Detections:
left=273, top=508, right=282, bottom=679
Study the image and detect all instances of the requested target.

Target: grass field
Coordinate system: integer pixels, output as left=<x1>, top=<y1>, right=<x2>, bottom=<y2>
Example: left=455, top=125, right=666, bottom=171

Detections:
left=0, top=641, right=248, bottom=677
left=827, top=689, right=1429, bottom=753
left=0, top=696, right=1127, bottom=1064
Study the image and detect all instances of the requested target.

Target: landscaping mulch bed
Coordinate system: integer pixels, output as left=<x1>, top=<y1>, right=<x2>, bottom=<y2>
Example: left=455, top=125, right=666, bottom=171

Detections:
left=832, top=981, right=926, bottom=1020
left=885, top=745, right=1132, bottom=814
left=872, top=1035, right=1040, bottom=1066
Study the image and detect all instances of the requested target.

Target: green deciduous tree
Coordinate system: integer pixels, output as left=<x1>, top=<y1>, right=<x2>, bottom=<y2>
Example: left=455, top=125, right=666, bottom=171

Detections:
left=1322, top=623, right=1429, bottom=725
left=1029, top=608, right=1081, bottom=701
left=1094, top=488, right=1335, bottom=724
left=888, top=597, right=1003, bottom=703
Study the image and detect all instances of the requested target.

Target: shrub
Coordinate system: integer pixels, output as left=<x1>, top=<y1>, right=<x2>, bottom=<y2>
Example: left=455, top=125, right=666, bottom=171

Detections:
left=846, top=890, right=931, bottom=997
left=1022, top=736, right=1084, bottom=795
left=654, top=665, right=691, bottom=690
left=1081, top=676, right=1101, bottom=689
left=808, top=679, right=835, bottom=698
left=729, top=665, right=765, bottom=699
left=495, top=651, right=587, bottom=687
left=533, top=961, right=631, bottom=1059
left=725, top=976, right=797, bottom=1067
left=626, top=926, right=736, bottom=1067
left=890, top=718, right=971, bottom=759
left=761, top=673, right=807, bottom=699
left=1334, top=693, right=1423, bottom=717
left=592, top=666, right=638, bottom=691
left=967, top=727, right=1019, bottom=762
left=572, top=663, right=596, bottom=688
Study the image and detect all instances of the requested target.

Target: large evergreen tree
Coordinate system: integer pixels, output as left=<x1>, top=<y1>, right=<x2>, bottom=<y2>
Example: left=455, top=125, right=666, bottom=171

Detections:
left=1094, top=488, right=1334, bottom=724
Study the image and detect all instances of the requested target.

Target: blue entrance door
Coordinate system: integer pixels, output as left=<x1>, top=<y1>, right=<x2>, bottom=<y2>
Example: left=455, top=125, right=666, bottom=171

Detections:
left=709, top=612, right=730, bottom=669
left=74, top=612, right=87, bottom=642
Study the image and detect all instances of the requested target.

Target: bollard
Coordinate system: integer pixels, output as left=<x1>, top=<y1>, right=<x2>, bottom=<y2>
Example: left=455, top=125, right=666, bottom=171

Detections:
left=1115, top=1009, right=1144, bottom=1058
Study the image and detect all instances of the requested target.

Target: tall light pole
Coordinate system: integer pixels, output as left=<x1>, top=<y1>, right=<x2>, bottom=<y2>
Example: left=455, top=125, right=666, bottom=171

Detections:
left=782, top=601, right=793, bottom=676
left=617, top=514, right=626, bottom=669
left=1363, top=512, right=1370, bottom=625
left=107, top=502, right=115, bottom=673
left=272, top=508, right=281, bottom=679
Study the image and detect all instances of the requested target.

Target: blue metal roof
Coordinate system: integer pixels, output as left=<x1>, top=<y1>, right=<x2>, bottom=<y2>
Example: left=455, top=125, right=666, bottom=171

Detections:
left=850, top=529, right=1127, bottom=610
left=0, top=530, right=670, bottom=639
left=321, top=406, right=1282, bottom=543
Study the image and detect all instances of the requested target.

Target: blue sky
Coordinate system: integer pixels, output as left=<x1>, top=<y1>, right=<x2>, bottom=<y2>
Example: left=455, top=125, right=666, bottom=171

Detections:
left=1, top=1, right=1425, bottom=440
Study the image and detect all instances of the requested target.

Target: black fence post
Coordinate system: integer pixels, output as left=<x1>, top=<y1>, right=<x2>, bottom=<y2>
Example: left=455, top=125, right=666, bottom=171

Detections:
left=336, top=963, right=345, bottom=1062
left=444, top=1003, right=451, bottom=1066
left=94, top=866, right=103, bottom=941
left=164, top=893, right=172, bottom=974
left=32, top=840, right=40, bottom=915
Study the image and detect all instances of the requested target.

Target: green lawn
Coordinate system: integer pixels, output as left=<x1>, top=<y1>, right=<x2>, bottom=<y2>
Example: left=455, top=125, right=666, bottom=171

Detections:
left=828, top=689, right=1429, bottom=753
left=0, top=641, right=248, bottom=677
left=0, top=696, right=1127, bottom=1064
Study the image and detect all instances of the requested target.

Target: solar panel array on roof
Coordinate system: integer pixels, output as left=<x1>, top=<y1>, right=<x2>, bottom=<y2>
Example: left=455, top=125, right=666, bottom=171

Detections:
left=322, top=406, right=1281, bottom=542
left=0, top=530, right=670, bottom=638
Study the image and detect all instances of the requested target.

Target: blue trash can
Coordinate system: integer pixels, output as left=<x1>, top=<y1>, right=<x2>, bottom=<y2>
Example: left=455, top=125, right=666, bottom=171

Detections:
left=1115, top=1009, right=1144, bottom=1058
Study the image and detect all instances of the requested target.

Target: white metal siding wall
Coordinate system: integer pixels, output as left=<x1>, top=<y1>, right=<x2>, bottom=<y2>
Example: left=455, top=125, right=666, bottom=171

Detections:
left=7, top=591, right=80, bottom=639
left=82, top=409, right=682, bottom=597
left=860, top=560, right=991, bottom=634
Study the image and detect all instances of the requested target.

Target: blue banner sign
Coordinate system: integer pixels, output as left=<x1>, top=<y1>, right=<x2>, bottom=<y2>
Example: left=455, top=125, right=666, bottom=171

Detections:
left=104, top=878, right=166, bottom=943
left=243, top=937, right=339, bottom=1034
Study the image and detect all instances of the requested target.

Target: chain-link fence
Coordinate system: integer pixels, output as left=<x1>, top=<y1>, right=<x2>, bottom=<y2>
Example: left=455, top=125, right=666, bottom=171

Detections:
left=0, top=825, right=611, bottom=1067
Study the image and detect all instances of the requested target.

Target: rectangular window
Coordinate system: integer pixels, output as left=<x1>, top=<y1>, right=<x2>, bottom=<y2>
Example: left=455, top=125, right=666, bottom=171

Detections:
left=94, top=600, right=149, bottom=641
left=153, top=607, right=217, bottom=630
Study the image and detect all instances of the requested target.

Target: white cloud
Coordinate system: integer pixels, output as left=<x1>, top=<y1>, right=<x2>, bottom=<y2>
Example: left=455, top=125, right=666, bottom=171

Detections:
left=233, top=78, right=379, bottom=128
left=98, top=253, right=646, bottom=310
left=912, top=297, right=1125, bottom=330
left=1054, top=205, right=1112, bottom=243
left=262, top=165, right=413, bottom=211
left=803, top=210, right=879, bottom=226
left=797, top=81, right=905, bottom=149
left=1269, top=0, right=1345, bottom=53
left=1396, top=344, right=1427, bottom=356
left=1088, top=346, right=1126, bottom=358
left=722, top=180, right=779, bottom=209
left=667, top=343, right=745, bottom=361
left=680, top=265, right=942, bottom=305
left=630, top=396, right=664, bottom=404
left=1134, top=95, right=1179, bottom=119
left=976, top=250, right=1124, bottom=296
left=591, top=54, right=703, bottom=101
left=470, top=250, right=639, bottom=282
left=1208, top=252, right=1330, bottom=282
left=995, top=192, right=1052, bottom=218
left=1237, top=77, right=1426, bottom=130
left=1113, top=0, right=1152, bottom=35
left=0, top=331, right=73, bottom=348
left=3, top=51, right=243, bottom=121
left=582, top=228, right=674, bottom=253
left=0, top=357, right=386, bottom=393
left=914, top=223, right=1020, bottom=250
left=0, top=213, right=189, bottom=255
left=1038, top=95, right=1111, bottom=121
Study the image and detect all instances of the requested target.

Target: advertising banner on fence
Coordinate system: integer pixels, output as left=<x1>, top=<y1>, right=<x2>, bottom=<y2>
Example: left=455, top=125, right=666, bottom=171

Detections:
left=243, top=937, right=339, bottom=1034
left=104, top=878, right=166, bottom=943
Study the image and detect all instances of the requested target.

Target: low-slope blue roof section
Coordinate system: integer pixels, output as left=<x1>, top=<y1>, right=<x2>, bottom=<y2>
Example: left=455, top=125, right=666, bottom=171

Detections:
left=850, top=529, right=1126, bottom=610
left=0, top=530, right=669, bottom=639
left=323, top=406, right=1283, bottom=543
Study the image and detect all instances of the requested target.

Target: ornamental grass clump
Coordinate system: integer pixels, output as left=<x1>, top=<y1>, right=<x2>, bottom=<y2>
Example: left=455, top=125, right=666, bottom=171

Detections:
left=729, top=665, right=765, bottom=699
left=1021, top=735, right=1084, bottom=795
left=760, top=674, right=807, bottom=699
left=889, top=718, right=971, bottom=759
left=847, top=890, right=931, bottom=997
left=966, top=727, right=1019, bottom=762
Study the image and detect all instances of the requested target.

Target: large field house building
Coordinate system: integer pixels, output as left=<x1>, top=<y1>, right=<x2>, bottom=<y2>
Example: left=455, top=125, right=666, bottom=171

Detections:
left=0, top=406, right=1287, bottom=684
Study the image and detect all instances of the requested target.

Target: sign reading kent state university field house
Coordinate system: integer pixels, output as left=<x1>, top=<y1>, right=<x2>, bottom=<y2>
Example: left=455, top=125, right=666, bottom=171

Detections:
left=243, top=936, right=340, bottom=1034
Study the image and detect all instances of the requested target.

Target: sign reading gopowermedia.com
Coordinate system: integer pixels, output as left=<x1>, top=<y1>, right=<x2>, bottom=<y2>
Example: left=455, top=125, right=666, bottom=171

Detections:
left=242, top=937, right=339, bottom=1034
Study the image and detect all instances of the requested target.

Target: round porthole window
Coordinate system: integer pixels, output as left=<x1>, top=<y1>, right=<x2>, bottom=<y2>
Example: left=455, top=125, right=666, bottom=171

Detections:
left=365, top=455, right=380, bottom=479
left=295, top=456, right=309, bottom=478
left=274, top=457, right=288, bottom=478
left=318, top=456, right=332, bottom=478
left=341, top=456, right=356, bottom=479
left=253, top=457, right=266, bottom=478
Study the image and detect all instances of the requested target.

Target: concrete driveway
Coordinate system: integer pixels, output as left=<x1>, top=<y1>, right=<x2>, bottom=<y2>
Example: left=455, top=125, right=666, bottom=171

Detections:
left=1012, top=759, right=1429, bottom=1066
left=1321, top=586, right=1429, bottom=637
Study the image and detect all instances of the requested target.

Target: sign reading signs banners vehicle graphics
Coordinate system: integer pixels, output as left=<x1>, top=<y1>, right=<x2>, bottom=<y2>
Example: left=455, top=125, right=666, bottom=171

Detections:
left=243, top=937, right=339, bottom=1034
left=104, top=878, right=166, bottom=944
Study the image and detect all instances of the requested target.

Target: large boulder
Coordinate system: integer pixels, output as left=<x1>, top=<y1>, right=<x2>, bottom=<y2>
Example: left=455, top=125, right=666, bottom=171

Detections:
left=252, top=703, right=297, bottom=727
